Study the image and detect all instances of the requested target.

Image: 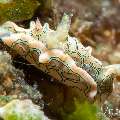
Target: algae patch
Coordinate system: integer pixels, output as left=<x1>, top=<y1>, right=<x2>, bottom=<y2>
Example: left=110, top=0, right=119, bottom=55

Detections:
left=0, top=0, right=40, bottom=24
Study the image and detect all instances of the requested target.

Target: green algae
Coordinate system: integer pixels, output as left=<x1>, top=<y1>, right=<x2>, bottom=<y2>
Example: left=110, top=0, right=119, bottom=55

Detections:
left=61, top=99, right=98, bottom=120
left=0, top=0, right=12, bottom=4
left=60, top=99, right=110, bottom=120
left=0, top=0, right=40, bottom=24
left=0, top=99, right=49, bottom=120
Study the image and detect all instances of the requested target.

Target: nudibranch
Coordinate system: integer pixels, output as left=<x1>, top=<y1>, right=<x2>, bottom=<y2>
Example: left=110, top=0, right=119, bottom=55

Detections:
left=0, top=14, right=119, bottom=101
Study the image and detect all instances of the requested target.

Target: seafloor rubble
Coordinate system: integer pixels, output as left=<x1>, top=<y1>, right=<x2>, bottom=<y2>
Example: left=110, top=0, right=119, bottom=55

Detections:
left=0, top=0, right=120, bottom=120
left=0, top=50, right=51, bottom=120
left=0, top=51, right=42, bottom=104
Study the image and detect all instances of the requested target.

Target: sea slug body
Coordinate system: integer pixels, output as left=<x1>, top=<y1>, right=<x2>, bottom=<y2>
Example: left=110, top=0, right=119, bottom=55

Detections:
left=0, top=13, right=118, bottom=101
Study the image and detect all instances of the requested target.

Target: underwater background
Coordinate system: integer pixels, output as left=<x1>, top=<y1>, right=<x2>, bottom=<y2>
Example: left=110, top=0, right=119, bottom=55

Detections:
left=0, top=0, right=120, bottom=120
